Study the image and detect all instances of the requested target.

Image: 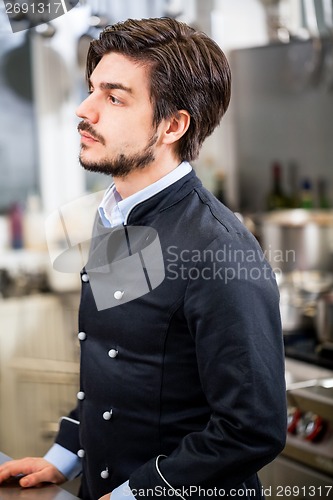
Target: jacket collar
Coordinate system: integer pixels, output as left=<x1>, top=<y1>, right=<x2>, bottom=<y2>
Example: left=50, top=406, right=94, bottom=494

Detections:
left=126, top=169, right=202, bottom=225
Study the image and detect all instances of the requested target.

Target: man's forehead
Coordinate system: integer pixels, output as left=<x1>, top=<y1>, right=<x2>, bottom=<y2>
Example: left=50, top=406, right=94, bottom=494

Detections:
left=90, top=53, right=151, bottom=96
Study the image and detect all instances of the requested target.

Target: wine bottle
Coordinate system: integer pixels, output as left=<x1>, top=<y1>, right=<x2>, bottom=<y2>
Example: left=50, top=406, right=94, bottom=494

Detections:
left=266, top=161, right=287, bottom=210
left=300, top=178, right=313, bottom=209
left=214, top=171, right=226, bottom=205
left=286, top=161, right=300, bottom=208
left=318, top=178, right=330, bottom=209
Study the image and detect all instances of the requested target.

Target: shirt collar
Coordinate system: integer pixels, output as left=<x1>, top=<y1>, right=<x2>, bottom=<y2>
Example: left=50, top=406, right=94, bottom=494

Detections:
left=99, top=161, right=192, bottom=227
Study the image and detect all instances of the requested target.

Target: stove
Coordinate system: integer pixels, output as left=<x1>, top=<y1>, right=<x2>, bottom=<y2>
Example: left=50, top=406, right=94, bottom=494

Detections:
left=285, top=377, right=333, bottom=477
left=284, top=329, right=333, bottom=371
left=259, top=359, right=333, bottom=498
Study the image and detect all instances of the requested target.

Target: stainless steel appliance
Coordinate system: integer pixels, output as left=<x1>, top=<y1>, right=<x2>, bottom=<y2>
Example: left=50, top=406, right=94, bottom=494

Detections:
left=263, top=208, right=333, bottom=496
left=259, top=359, right=333, bottom=499
left=285, top=378, right=333, bottom=477
left=251, top=209, right=333, bottom=361
left=256, top=210, right=333, bottom=274
left=230, top=40, right=333, bottom=215
left=316, top=292, right=333, bottom=348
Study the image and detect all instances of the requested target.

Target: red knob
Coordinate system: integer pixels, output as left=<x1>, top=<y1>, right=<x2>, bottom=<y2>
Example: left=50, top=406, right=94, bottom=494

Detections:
left=297, top=412, right=327, bottom=442
left=287, top=407, right=301, bottom=434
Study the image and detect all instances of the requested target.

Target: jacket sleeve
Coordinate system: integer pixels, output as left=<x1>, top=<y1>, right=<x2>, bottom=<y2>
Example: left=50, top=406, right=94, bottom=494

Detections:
left=44, top=443, right=82, bottom=480
left=129, top=232, right=287, bottom=496
left=54, top=407, right=81, bottom=455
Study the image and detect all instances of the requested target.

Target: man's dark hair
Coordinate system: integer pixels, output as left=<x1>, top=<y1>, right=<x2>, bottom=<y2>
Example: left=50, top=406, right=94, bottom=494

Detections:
left=86, top=17, right=231, bottom=161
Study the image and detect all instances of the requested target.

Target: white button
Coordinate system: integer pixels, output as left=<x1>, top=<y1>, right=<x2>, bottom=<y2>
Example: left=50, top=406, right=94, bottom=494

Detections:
left=77, top=449, right=85, bottom=458
left=77, top=391, right=85, bottom=400
left=113, top=290, right=124, bottom=300
left=81, top=273, right=89, bottom=283
left=103, top=410, right=113, bottom=420
left=101, top=469, right=109, bottom=479
left=108, top=349, right=118, bottom=358
left=78, top=332, right=86, bottom=341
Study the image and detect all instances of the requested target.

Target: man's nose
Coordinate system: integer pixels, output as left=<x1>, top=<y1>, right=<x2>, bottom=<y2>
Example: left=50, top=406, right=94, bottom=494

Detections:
left=76, top=94, right=98, bottom=124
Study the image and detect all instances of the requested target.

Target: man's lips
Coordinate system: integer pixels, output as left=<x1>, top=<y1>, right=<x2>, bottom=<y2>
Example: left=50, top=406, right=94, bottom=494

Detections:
left=79, top=131, right=99, bottom=142
left=77, top=121, right=105, bottom=145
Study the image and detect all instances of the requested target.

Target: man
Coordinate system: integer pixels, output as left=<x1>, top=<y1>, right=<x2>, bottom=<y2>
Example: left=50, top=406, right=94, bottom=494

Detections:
left=0, top=17, right=286, bottom=500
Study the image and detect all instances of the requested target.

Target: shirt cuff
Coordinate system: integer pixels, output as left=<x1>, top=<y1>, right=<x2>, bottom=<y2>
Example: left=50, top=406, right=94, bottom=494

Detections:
left=112, top=480, right=135, bottom=500
left=44, top=443, right=82, bottom=481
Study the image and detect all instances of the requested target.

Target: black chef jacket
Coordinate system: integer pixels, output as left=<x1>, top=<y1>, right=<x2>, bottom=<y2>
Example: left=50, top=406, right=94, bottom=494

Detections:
left=55, top=170, right=286, bottom=500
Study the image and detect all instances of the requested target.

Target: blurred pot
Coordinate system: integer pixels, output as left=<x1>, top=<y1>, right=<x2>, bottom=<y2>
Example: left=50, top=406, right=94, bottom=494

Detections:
left=0, top=269, right=12, bottom=298
left=278, top=271, right=330, bottom=332
left=316, top=292, right=333, bottom=344
left=279, top=279, right=312, bottom=332
left=256, top=210, right=333, bottom=273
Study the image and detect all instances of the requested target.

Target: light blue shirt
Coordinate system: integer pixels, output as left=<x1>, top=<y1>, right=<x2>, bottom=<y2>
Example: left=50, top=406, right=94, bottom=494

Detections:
left=99, top=161, right=192, bottom=227
left=44, top=161, right=192, bottom=499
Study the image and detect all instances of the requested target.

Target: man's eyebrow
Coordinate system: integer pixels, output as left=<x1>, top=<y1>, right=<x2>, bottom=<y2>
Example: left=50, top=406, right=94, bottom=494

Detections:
left=88, top=79, right=133, bottom=94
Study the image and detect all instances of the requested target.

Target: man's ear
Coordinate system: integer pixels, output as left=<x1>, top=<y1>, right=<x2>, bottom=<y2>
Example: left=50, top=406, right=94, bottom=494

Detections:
left=162, top=110, right=191, bottom=146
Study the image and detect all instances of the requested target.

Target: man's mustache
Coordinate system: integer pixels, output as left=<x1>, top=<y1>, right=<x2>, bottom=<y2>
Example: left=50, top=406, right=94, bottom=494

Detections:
left=77, top=121, right=106, bottom=145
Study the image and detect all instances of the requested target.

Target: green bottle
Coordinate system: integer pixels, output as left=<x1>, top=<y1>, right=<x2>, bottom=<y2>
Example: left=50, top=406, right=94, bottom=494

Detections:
left=300, top=179, right=313, bottom=209
left=318, top=178, right=330, bottom=209
left=286, top=161, right=300, bottom=208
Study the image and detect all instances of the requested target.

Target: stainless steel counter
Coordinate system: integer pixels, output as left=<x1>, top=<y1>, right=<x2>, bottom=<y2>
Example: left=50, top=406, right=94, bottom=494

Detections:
left=285, top=357, right=333, bottom=387
left=0, top=452, right=79, bottom=500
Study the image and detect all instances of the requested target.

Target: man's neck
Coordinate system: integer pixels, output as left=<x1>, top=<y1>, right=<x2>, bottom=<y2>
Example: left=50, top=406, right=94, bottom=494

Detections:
left=114, top=156, right=181, bottom=199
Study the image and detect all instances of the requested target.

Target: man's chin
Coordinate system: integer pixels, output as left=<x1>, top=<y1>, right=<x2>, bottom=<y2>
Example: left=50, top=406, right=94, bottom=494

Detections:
left=79, top=147, right=156, bottom=178
left=79, top=157, right=111, bottom=175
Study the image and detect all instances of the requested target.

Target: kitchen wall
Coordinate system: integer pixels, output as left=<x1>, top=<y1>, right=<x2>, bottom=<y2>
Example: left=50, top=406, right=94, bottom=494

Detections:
left=2, top=1, right=331, bottom=216
left=231, top=38, right=333, bottom=212
left=0, top=0, right=273, bottom=222
left=199, top=0, right=333, bottom=211
left=196, top=0, right=270, bottom=208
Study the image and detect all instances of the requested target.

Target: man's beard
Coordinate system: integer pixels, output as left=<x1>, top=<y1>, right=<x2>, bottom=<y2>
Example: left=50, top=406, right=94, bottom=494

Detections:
left=79, top=133, right=158, bottom=178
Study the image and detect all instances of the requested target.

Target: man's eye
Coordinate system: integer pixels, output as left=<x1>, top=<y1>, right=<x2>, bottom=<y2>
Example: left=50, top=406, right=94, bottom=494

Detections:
left=109, top=95, right=121, bottom=105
